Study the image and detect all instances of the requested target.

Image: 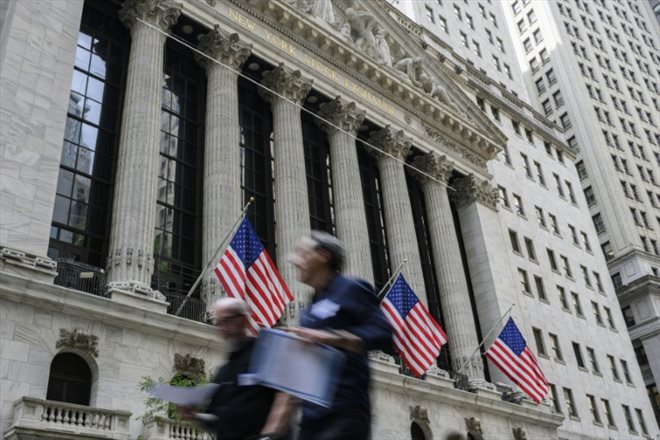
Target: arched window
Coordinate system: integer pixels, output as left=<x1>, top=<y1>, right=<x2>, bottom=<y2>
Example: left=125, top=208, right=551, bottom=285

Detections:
left=46, top=353, right=92, bottom=406
left=411, top=421, right=427, bottom=440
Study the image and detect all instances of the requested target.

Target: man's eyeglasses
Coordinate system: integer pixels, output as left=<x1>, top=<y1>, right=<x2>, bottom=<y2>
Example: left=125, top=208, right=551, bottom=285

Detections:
left=214, top=314, right=244, bottom=327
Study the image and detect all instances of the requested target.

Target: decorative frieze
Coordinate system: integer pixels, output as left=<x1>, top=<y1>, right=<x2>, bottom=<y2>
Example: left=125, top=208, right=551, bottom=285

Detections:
left=451, top=175, right=500, bottom=211
left=409, top=405, right=429, bottom=423
left=465, top=417, right=484, bottom=440
left=513, top=427, right=528, bottom=440
left=56, top=329, right=99, bottom=357
left=423, top=124, right=488, bottom=170
left=173, top=354, right=206, bottom=378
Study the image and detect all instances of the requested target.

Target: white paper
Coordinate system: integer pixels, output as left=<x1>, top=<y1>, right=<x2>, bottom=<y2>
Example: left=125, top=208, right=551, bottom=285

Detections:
left=249, top=328, right=346, bottom=407
left=148, top=383, right=220, bottom=406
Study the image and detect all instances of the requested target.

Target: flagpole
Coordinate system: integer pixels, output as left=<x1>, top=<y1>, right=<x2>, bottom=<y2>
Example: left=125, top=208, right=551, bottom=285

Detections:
left=174, top=198, right=255, bottom=316
left=456, top=303, right=516, bottom=374
left=376, top=259, right=408, bottom=301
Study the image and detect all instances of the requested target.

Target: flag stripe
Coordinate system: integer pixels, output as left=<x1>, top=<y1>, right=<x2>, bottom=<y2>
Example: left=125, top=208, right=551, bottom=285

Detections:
left=213, top=218, right=292, bottom=332
left=382, top=300, right=432, bottom=375
left=381, top=275, right=447, bottom=377
left=486, top=342, right=546, bottom=401
left=485, top=318, right=548, bottom=404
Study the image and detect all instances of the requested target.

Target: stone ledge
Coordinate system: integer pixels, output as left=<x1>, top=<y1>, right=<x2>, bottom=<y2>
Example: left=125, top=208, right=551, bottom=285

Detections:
left=371, top=359, right=563, bottom=429
left=0, top=246, right=57, bottom=283
left=0, top=270, right=217, bottom=347
left=109, top=287, right=169, bottom=314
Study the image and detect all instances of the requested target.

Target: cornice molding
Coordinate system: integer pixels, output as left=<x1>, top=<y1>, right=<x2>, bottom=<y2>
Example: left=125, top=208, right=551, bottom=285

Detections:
left=223, top=0, right=500, bottom=170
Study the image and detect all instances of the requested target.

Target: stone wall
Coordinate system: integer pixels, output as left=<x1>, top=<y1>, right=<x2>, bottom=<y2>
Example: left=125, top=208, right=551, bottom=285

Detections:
left=0, top=271, right=224, bottom=439
left=0, top=0, right=83, bottom=256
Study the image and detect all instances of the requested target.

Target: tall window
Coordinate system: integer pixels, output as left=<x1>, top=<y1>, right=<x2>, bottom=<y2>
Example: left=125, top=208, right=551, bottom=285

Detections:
left=152, top=36, right=205, bottom=296
left=238, top=77, right=275, bottom=257
left=46, top=353, right=92, bottom=406
left=358, top=143, right=390, bottom=289
left=302, top=112, right=334, bottom=233
left=49, top=0, right=128, bottom=267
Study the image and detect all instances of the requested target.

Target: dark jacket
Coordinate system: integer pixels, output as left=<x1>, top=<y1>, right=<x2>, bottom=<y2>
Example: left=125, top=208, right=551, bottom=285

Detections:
left=203, top=338, right=277, bottom=440
left=299, top=275, right=393, bottom=421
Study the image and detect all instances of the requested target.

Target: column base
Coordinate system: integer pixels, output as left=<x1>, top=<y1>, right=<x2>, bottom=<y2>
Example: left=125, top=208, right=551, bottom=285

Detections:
left=108, top=282, right=169, bottom=313
left=471, top=380, right=501, bottom=399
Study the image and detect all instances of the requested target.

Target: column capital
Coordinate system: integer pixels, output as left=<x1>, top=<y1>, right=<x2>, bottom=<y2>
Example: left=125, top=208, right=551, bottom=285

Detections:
left=316, top=96, right=365, bottom=135
left=119, top=0, right=182, bottom=31
left=368, top=125, right=412, bottom=160
left=260, top=63, right=313, bottom=106
left=451, top=175, right=499, bottom=210
left=196, top=25, right=252, bottom=71
left=412, top=152, right=454, bottom=184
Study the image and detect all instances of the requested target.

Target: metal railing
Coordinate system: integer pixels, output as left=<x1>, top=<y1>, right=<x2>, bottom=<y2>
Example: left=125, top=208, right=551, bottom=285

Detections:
left=165, top=294, right=207, bottom=323
left=54, top=259, right=107, bottom=297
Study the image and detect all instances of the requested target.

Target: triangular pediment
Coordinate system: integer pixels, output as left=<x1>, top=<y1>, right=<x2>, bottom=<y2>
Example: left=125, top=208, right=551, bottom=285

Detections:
left=239, top=0, right=505, bottom=164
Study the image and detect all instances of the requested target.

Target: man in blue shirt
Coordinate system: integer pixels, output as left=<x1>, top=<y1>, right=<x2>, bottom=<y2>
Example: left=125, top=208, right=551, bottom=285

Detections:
left=289, top=231, right=392, bottom=440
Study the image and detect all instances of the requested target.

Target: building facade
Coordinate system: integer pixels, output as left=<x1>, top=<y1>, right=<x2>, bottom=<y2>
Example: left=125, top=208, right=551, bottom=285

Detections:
left=499, top=0, right=660, bottom=426
left=0, top=1, right=657, bottom=440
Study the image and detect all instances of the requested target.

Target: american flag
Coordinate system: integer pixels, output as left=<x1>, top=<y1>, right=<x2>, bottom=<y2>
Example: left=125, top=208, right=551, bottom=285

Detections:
left=485, top=317, right=548, bottom=404
left=215, top=217, right=293, bottom=333
left=381, top=274, right=448, bottom=377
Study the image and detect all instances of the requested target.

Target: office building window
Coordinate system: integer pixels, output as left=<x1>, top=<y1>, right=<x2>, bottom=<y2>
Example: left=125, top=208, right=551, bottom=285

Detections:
left=563, top=388, right=579, bottom=418
left=608, top=355, right=621, bottom=381
left=622, top=405, right=636, bottom=433
left=602, top=399, right=615, bottom=427
left=533, top=327, right=547, bottom=356
left=571, top=292, right=583, bottom=316
left=549, top=333, right=563, bottom=361
left=519, top=268, right=532, bottom=295
left=586, top=347, right=600, bottom=373
left=572, top=342, right=586, bottom=368
left=587, top=394, right=602, bottom=424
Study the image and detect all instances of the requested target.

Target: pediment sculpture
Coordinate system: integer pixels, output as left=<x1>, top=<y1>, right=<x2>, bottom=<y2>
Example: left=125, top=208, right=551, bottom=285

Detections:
left=273, top=0, right=482, bottom=125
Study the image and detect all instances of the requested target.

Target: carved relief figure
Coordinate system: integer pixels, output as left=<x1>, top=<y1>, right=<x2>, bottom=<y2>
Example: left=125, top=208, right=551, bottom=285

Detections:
left=311, top=0, right=335, bottom=24
left=374, top=25, right=392, bottom=66
left=339, top=21, right=352, bottom=42
left=419, top=72, right=450, bottom=104
left=465, top=417, right=484, bottom=440
left=345, top=3, right=378, bottom=58
left=393, top=56, right=424, bottom=88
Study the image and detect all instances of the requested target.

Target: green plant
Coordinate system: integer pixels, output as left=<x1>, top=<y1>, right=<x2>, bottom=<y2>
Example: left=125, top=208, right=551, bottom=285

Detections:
left=138, top=372, right=210, bottom=422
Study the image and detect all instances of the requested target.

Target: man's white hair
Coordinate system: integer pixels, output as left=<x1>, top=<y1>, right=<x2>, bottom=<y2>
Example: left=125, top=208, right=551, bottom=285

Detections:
left=212, top=297, right=249, bottom=316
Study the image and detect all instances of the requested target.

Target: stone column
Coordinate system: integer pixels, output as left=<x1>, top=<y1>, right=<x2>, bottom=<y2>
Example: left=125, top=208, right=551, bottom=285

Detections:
left=260, top=64, right=313, bottom=321
left=316, top=97, right=373, bottom=283
left=413, top=153, right=484, bottom=380
left=106, top=0, right=181, bottom=296
left=451, top=174, right=517, bottom=386
left=368, top=126, right=425, bottom=300
left=195, top=26, right=251, bottom=307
